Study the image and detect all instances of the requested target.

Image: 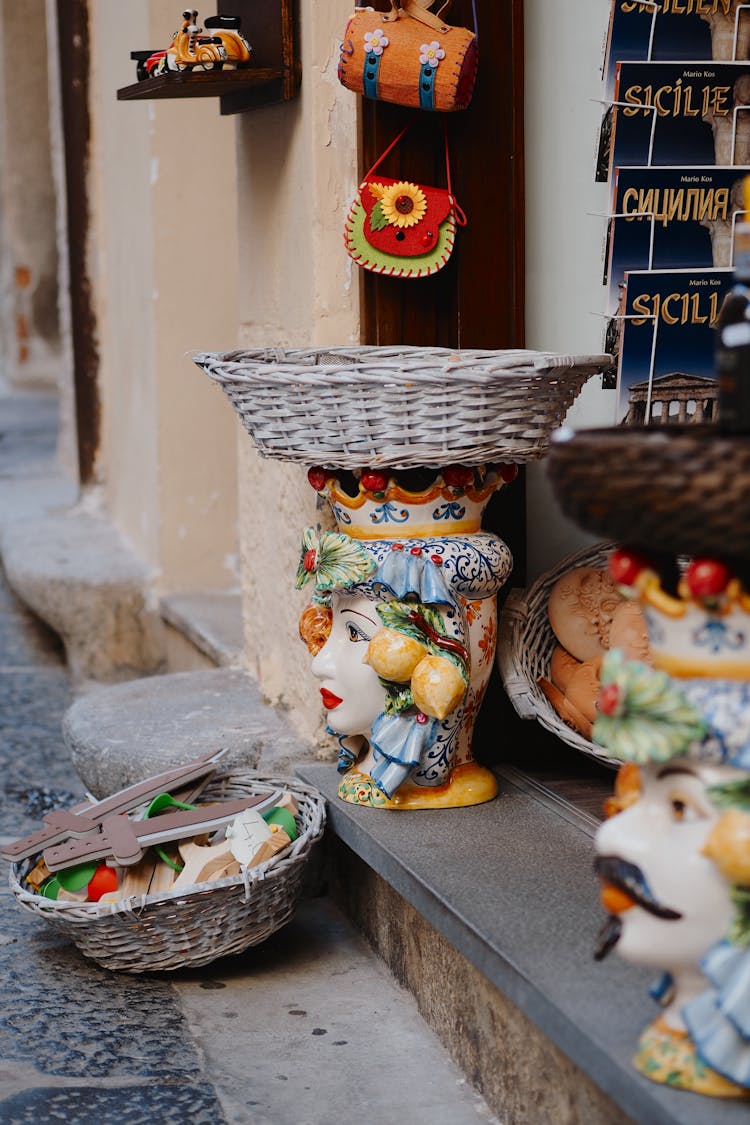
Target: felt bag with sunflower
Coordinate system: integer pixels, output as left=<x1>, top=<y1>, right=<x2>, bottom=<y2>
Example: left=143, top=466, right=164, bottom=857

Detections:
left=338, top=0, right=478, bottom=113
left=344, top=122, right=467, bottom=279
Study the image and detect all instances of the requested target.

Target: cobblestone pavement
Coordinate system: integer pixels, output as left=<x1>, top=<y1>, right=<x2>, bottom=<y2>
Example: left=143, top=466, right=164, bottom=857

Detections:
left=0, top=393, right=496, bottom=1125
left=0, top=564, right=230, bottom=1123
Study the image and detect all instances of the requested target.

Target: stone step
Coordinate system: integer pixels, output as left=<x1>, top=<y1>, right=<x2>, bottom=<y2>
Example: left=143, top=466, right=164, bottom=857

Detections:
left=63, top=667, right=311, bottom=798
left=0, top=508, right=164, bottom=682
left=160, top=591, right=244, bottom=672
left=300, top=761, right=750, bottom=1125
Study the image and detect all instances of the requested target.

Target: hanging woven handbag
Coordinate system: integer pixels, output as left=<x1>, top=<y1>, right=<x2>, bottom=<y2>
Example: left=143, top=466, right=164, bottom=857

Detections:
left=338, top=0, right=478, bottom=112
left=344, top=119, right=467, bottom=278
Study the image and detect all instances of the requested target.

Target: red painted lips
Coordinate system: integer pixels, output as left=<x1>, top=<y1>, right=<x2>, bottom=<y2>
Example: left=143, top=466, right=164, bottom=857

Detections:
left=320, top=688, right=343, bottom=710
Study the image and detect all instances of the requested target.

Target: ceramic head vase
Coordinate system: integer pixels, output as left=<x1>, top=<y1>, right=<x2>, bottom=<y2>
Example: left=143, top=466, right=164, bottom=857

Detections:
left=296, top=465, right=514, bottom=809
left=592, top=550, right=750, bottom=1098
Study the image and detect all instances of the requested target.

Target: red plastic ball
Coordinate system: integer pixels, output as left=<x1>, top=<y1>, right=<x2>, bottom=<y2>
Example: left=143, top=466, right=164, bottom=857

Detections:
left=686, top=558, right=733, bottom=599
left=87, top=864, right=119, bottom=902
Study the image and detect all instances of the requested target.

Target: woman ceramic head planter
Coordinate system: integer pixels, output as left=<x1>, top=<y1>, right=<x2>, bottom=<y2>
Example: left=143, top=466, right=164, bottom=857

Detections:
left=591, top=549, right=750, bottom=1098
left=296, top=465, right=514, bottom=809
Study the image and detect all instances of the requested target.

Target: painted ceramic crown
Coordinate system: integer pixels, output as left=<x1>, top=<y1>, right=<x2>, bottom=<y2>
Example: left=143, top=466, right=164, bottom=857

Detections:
left=593, top=550, right=750, bottom=771
left=306, top=463, right=517, bottom=540
left=607, top=549, right=750, bottom=681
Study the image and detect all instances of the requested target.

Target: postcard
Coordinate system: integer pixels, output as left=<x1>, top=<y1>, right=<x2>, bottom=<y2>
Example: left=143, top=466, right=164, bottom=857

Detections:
left=600, top=61, right=750, bottom=182
left=605, top=165, right=748, bottom=307
left=603, top=1, right=749, bottom=99
left=614, top=266, right=731, bottom=423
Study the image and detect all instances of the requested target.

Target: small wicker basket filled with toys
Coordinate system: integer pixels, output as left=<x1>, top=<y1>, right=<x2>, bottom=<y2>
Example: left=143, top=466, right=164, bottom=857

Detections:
left=4, top=751, right=325, bottom=973
left=498, top=542, right=653, bottom=767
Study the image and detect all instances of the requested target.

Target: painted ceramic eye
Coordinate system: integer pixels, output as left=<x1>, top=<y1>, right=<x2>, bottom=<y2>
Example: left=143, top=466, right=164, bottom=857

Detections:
left=346, top=621, right=370, bottom=643
left=670, top=794, right=701, bottom=823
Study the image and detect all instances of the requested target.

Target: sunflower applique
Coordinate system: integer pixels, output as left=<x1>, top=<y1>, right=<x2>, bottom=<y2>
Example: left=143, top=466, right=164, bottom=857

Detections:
left=368, top=181, right=428, bottom=231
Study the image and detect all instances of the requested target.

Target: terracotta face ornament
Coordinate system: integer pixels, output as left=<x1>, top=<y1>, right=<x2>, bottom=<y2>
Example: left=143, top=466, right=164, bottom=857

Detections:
left=592, top=548, right=750, bottom=1098
left=296, top=466, right=514, bottom=810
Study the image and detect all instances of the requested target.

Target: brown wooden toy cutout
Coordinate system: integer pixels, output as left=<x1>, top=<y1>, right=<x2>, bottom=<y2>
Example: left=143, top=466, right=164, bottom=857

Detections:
left=42, top=794, right=280, bottom=871
left=1, top=749, right=229, bottom=863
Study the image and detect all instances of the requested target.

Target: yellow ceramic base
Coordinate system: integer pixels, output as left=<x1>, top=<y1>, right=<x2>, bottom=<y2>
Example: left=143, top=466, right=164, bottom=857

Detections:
left=337, top=761, right=499, bottom=810
left=634, top=1017, right=750, bottom=1099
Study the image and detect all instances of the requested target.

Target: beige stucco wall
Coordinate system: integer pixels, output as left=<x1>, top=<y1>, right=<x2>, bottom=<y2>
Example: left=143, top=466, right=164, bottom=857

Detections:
left=524, top=0, right=617, bottom=579
left=235, top=0, right=359, bottom=744
left=0, top=0, right=61, bottom=391
left=84, top=1, right=241, bottom=593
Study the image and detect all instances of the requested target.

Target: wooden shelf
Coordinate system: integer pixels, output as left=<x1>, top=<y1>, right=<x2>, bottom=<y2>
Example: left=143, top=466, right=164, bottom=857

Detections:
left=117, top=67, right=290, bottom=115
left=116, top=0, right=299, bottom=115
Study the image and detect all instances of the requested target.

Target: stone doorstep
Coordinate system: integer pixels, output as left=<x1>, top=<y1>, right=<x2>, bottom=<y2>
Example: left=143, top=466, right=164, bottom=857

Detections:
left=0, top=508, right=164, bottom=683
left=62, top=667, right=312, bottom=799
left=58, top=654, right=749, bottom=1123
left=160, top=591, right=244, bottom=669
left=298, top=763, right=750, bottom=1125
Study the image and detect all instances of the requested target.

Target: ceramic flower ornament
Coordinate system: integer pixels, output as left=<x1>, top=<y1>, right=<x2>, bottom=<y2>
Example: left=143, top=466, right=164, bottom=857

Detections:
left=592, top=552, right=750, bottom=1099
left=295, top=528, right=376, bottom=599
left=297, top=465, right=515, bottom=810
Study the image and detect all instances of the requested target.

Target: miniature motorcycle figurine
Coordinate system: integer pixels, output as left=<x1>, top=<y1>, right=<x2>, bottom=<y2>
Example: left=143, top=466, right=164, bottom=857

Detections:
left=144, top=10, right=251, bottom=78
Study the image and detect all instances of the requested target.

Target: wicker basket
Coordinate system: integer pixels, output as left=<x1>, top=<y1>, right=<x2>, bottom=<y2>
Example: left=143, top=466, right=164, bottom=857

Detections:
left=547, top=425, right=750, bottom=557
left=9, top=773, right=326, bottom=974
left=194, top=347, right=611, bottom=470
left=497, top=542, right=620, bottom=769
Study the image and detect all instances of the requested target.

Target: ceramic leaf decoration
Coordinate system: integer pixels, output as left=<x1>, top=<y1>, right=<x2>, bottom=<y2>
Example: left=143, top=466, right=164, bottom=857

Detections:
left=376, top=599, right=469, bottom=678
left=294, top=528, right=377, bottom=597
left=593, top=650, right=708, bottom=764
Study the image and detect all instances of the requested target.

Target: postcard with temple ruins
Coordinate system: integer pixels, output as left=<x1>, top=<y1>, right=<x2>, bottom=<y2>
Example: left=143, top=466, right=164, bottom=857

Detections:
left=614, top=265, right=731, bottom=424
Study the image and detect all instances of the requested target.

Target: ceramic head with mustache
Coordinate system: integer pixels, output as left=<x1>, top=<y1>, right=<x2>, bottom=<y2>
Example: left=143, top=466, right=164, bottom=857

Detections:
left=592, top=652, right=750, bottom=1095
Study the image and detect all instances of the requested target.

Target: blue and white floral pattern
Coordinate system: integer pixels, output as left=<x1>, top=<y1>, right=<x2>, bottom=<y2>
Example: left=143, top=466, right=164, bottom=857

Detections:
left=370, top=502, right=409, bottom=525
left=693, top=618, right=746, bottom=655
left=433, top=502, right=466, bottom=521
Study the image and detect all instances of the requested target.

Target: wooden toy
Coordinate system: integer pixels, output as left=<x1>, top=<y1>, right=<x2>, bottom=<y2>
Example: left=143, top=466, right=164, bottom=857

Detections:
left=1, top=749, right=227, bottom=864
left=42, top=792, right=279, bottom=871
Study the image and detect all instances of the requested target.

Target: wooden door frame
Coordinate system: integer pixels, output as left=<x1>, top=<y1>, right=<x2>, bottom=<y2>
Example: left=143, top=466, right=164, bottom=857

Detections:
left=359, top=0, right=525, bottom=350
left=56, top=0, right=100, bottom=486
left=357, top=0, right=527, bottom=584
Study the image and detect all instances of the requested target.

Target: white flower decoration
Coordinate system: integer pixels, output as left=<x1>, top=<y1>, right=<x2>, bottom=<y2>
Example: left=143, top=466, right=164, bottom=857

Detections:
left=419, top=41, right=445, bottom=67
left=364, top=29, right=389, bottom=56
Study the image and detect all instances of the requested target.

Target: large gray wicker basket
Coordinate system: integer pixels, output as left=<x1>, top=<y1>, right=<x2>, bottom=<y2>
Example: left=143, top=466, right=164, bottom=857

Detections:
left=10, top=773, right=326, bottom=974
left=497, top=542, right=620, bottom=768
left=194, top=347, right=611, bottom=469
